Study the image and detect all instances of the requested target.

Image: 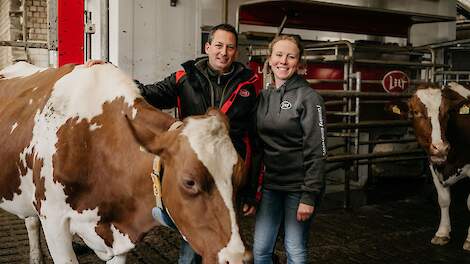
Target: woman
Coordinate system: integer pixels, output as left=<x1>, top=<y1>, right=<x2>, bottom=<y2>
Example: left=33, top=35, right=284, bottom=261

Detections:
left=253, top=35, right=327, bottom=264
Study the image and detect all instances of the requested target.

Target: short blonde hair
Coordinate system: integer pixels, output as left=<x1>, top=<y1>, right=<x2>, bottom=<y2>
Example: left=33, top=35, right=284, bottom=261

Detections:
left=267, top=35, right=303, bottom=59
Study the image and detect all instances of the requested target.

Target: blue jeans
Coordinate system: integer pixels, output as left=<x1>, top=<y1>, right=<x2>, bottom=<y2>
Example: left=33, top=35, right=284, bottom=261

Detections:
left=152, top=207, right=201, bottom=264
left=253, top=189, right=313, bottom=264
left=178, top=239, right=201, bottom=264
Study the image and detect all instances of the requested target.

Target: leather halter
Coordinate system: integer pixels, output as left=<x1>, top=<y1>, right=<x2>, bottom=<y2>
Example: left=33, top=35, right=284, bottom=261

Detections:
left=151, top=120, right=183, bottom=210
left=150, top=120, right=185, bottom=235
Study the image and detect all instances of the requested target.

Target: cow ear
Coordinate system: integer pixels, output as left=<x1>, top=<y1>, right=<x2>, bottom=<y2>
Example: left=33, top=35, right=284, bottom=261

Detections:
left=443, top=86, right=467, bottom=107
left=127, top=116, right=172, bottom=154
left=206, top=107, right=230, bottom=130
left=126, top=99, right=175, bottom=154
left=384, top=101, right=409, bottom=119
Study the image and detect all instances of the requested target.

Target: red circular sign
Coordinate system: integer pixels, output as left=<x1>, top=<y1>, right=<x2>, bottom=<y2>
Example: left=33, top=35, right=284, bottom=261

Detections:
left=382, top=70, right=409, bottom=93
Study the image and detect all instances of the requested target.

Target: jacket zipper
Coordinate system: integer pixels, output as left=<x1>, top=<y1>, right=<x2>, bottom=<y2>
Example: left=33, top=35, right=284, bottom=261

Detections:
left=218, top=73, right=238, bottom=108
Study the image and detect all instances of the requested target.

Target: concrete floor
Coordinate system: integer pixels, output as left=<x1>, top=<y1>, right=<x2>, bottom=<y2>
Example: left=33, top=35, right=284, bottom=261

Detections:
left=0, top=178, right=468, bottom=264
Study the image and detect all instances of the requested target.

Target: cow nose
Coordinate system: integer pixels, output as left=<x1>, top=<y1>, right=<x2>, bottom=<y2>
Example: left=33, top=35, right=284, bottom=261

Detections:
left=430, top=142, right=450, bottom=156
left=221, top=250, right=252, bottom=264
left=242, top=250, right=253, bottom=264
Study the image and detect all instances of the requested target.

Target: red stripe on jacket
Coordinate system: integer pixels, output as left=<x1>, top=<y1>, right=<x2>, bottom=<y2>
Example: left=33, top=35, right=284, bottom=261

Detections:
left=175, top=70, right=186, bottom=119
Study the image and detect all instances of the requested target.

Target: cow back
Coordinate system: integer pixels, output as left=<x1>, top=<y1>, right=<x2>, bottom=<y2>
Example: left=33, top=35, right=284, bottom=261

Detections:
left=0, top=65, right=74, bottom=207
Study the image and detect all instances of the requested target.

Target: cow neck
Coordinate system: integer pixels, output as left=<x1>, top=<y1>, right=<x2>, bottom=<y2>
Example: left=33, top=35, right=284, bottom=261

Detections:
left=150, top=120, right=184, bottom=233
left=430, top=163, right=467, bottom=187
left=151, top=119, right=183, bottom=208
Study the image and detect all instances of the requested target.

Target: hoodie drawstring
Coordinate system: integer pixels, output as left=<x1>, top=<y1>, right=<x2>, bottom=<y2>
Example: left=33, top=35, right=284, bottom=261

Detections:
left=278, top=85, right=286, bottom=114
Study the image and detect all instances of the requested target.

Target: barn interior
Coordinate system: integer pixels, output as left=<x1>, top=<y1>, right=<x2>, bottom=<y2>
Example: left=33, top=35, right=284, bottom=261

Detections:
left=0, top=1, right=469, bottom=263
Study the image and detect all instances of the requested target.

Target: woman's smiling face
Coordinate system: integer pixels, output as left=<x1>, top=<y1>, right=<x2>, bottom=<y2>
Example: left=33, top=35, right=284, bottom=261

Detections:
left=269, top=39, right=300, bottom=87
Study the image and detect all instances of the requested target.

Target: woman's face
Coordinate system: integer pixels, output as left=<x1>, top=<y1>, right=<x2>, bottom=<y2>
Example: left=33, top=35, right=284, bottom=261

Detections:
left=269, top=39, right=300, bottom=83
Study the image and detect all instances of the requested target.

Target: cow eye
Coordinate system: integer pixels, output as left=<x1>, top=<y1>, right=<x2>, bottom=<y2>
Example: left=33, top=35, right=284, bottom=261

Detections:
left=184, top=179, right=195, bottom=187
left=413, top=111, right=422, bottom=118
left=182, top=178, right=199, bottom=195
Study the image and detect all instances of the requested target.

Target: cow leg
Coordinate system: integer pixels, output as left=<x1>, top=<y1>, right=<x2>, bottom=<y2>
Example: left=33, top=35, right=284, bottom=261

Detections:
left=430, top=165, right=451, bottom=245
left=106, top=254, right=126, bottom=264
left=40, top=218, right=78, bottom=263
left=464, top=194, right=470, bottom=251
left=25, top=216, right=44, bottom=264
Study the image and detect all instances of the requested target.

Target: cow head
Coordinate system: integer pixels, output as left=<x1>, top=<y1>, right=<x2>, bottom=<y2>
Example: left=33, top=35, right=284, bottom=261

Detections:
left=129, top=104, right=248, bottom=264
left=386, top=82, right=470, bottom=170
left=407, top=84, right=450, bottom=165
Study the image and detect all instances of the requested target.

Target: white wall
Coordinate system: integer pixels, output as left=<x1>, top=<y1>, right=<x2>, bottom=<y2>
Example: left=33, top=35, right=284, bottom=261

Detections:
left=133, top=0, right=199, bottom=82
left=95, top=0, right=226, bottom=82
left=103, top=0, right=202, bottom=82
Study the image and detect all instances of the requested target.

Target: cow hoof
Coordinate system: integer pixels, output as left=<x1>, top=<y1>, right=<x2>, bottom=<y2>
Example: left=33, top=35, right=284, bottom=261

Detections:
left=464, top=240, right=470, bottom=251
left=431, top=236, right=450, bottom=245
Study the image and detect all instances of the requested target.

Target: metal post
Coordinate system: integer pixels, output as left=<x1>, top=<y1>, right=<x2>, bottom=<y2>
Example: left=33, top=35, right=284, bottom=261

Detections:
left=85, top=11, right=92, bottom=61
left=20, top=0, right=30, bottom=62
left=354, top=71, right=361, bottom=188
left=344, top=50, right=354, bottom=209
left=48, top=0, right=58, bottom=67
left=277, top=15, right=288, bottom=36
left=100, top=0, right=109, bottom=61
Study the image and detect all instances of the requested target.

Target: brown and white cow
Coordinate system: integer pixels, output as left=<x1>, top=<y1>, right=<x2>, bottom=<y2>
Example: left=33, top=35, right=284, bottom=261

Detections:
left=0, top=62, right=250, bottom=263
left=406, top=82, right=470, bottom=251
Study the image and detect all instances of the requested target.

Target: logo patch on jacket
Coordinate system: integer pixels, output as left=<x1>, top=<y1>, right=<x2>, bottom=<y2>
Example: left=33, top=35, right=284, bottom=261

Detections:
left=239, top=89, right=250, bottom=97
left=280, top=100, right=292, bottom=110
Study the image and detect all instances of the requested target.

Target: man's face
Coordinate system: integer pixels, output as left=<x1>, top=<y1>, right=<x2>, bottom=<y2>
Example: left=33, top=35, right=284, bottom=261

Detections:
left=205, top=30, right=238, bottom=73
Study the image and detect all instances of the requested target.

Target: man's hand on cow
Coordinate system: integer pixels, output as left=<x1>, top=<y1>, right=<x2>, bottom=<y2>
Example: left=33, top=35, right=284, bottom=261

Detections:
left=242, top=203, right=256, bottom=216
left=85, top=59, right=106, bottom=67
left=296, top=203, right=314, bottom=222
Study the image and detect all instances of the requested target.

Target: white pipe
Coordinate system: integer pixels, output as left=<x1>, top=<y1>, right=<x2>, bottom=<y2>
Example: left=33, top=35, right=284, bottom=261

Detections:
left=458, top=0, right=470, bottom=11
left=100, top=0, right=109, bottom=61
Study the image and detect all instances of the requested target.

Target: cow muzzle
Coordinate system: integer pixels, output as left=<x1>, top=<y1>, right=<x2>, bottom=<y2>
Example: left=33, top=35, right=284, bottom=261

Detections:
left=242, top=250, right=253, bottom=264
left=218, top=249, right=253, bottom=264
left=429, top=142, right=449, bottom=165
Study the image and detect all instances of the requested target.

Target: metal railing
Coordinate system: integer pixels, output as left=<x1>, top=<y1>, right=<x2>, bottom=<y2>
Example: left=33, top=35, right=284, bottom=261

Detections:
left=249, top=40, right=440, bottom=208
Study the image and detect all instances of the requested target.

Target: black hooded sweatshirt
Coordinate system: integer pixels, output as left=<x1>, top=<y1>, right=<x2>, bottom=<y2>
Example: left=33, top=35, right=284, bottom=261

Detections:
left=256, top=74, right=327, bottom=206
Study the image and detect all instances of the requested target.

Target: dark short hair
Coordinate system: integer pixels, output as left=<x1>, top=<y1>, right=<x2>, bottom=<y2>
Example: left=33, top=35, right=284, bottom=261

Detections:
left=207, top=23, right=238, bottom=47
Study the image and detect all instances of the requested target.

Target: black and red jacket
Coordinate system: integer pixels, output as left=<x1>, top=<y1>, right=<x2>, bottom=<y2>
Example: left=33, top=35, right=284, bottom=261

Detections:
left=137, top=57, right=259, bottom=165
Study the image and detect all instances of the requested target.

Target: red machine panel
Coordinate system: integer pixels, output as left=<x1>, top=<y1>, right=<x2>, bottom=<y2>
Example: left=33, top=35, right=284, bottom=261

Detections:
left=58, top=0, right=84, bottom=66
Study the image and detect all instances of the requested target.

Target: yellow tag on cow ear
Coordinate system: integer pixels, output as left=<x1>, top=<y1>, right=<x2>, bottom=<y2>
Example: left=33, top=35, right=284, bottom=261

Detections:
left=392, top=105, right=401, bottom=115
left=459, top=104, right=470, bottom=115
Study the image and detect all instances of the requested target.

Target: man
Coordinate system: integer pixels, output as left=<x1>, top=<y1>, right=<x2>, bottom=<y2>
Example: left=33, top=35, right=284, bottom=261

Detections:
left=90, top=23, right=258, bottom=264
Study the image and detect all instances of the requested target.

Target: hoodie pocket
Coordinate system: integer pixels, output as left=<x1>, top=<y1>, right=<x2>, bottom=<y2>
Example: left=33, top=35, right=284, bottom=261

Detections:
left=264, top=150, right=304, bottom=185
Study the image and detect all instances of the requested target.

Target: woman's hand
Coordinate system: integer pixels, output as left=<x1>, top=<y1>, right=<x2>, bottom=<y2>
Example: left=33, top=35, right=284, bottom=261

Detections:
left=297, top=203, right=314, bottom=221
left=85, top=59, right=106, bottom=67
left=242, top=203, right=256, bottom=216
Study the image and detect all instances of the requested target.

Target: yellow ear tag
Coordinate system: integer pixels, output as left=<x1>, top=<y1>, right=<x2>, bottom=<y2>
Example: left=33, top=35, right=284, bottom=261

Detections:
left=459, top=104, right=470, bottom=115
left=392, top=105, right=401, bottom=115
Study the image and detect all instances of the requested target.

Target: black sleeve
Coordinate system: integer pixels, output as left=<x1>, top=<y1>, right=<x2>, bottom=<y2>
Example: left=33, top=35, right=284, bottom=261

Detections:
left=299, top=90, right=327, bottom=207
left=241, top=93, right=263, bottom=206
left=136, top=73, right=179, bottom=109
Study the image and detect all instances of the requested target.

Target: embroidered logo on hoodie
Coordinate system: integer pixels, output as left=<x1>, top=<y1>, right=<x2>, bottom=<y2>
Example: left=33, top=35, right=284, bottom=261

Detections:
left=239, top=89, right=250, bottom=97
left=280, top=100, right=292, bottom=110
